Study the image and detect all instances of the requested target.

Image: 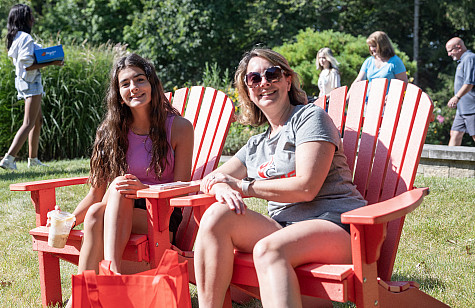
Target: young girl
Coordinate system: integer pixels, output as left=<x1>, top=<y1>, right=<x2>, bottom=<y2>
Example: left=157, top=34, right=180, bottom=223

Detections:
left=0, top=4, right=63, bottom=170
left=56, top=54, right=193, bottom=308
left=316, top=47, right=341, bottom=98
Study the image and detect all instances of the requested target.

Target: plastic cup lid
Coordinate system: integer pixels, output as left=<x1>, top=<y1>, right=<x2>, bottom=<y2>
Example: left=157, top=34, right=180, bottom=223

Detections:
left=47, top=210, right=75, bottom=221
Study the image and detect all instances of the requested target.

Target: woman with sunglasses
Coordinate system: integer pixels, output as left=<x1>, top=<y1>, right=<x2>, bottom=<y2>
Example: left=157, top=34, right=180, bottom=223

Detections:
left=194, top=48, right=366, bottom=308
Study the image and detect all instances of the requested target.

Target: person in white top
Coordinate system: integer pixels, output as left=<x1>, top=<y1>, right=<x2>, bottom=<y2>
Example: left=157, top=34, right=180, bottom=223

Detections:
left=0, top=4, right=63, bottom=171
left=316, top=47, right=341, bottom=98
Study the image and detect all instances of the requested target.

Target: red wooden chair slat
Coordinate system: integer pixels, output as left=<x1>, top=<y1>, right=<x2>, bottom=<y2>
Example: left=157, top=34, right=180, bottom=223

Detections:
left=327, top=86, right=348, bottom=134
left=313, top=95, right=326, bottom=110
left=183, top=86, right=205, bottom=126
left=343, top=81, right=367, bottom=174
left=171, top=87, right=189, bottom=115
left=353, top=78, right=387, bottom=198
left=11, top=86, right=234, bottom=308
left=164, top=91, right=172, bottom=103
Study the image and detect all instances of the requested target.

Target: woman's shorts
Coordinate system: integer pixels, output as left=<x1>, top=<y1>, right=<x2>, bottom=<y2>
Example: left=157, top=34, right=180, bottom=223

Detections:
left=276, top=211, right=350, bottom=234
left=15, top=74, right=44, bottom=100
left=134, top=198, right=183, bottom=238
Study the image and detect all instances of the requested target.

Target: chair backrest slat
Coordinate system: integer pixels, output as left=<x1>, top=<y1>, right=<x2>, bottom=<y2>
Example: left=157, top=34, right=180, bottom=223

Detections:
left=171, top=87, right=190, bottom=115
left=343, top=82, right=367, bottom=174
left=314, top=95, right=326, bottom=110
left=183, top=86, right=206, bottom=126
left=353, top=78, right=387, bottom=198
left=327, top=86, right=348, bottom=134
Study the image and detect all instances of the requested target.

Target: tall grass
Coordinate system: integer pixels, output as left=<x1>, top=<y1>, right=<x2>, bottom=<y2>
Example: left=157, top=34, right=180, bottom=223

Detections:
left=0, top=161, right=472, bottom=307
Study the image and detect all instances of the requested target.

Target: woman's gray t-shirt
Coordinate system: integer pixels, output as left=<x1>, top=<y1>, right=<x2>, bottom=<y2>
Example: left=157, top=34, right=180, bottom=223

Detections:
left=235, top=103, right=367, bottom=223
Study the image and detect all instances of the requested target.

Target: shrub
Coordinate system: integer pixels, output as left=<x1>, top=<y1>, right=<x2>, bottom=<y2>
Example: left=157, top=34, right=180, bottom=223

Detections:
left=0, top=41, right=119, bottom=160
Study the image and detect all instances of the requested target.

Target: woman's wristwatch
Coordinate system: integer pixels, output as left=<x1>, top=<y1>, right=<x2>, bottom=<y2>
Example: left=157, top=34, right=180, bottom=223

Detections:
left=241, top=177, right=256, bottom=196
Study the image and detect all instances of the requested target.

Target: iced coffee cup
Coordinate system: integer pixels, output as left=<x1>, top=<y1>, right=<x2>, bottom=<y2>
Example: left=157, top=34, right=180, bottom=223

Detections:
left=47, top=210, right=76, bottom=248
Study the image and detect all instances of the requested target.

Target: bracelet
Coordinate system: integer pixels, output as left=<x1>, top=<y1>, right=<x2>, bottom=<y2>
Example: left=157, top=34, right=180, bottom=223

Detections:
left=455, top=95, right=461, bottom=99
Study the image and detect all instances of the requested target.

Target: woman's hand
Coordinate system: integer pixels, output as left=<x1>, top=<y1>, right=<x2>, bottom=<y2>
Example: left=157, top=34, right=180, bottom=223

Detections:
left=201, top=172, right=239, bottom=193
left=115, top=174, right=149, bottom=199
left=201, top=172, right=246, bottom=214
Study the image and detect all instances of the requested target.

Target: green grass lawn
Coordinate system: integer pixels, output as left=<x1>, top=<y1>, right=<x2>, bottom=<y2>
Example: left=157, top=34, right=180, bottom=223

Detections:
left=0, top=159, right=473, bottom=307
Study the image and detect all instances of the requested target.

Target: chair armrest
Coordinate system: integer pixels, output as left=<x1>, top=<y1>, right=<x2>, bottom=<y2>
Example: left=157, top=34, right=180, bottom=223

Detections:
left=341, top=187, right=429, bottom=225
left=10, top=176, right=89, bottom=192
left=169, top=193, right=217, bottom=207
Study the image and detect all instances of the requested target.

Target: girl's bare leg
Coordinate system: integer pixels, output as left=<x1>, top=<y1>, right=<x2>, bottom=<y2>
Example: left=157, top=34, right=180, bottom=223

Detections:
left=77, top=202, right=106, bottom=274
left=103, top=179, right=135, bottom=273
left=28, top=99, right=43, bottom=158
left=253, top=219, right=352, bottom=308
left=194, top=202, right=281, bottom=308
left=7, top=94, right=42, bottom=156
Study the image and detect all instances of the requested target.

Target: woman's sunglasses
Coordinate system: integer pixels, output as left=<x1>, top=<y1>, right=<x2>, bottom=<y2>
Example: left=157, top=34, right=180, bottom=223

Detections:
left=244, top=66, right=284, bottom=88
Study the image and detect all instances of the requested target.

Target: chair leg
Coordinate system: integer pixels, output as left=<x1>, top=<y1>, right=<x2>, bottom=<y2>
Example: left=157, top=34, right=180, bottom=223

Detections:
left=38, top=251, right=63, bottom=307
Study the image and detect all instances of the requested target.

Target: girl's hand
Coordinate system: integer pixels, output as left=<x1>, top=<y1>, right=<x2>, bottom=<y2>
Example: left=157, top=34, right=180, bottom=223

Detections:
left=115, top=174, right=149, bottom=199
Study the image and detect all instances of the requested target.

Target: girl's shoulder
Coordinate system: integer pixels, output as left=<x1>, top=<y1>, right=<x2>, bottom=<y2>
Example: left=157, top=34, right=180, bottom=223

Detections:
left=170, top=115, right=193, bottom=136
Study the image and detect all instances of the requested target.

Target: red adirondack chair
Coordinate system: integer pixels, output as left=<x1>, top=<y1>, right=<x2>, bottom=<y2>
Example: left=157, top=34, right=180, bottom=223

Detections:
left=10, top=86, right=234, bottom=308
left=170, top=79, right=450, bottom=307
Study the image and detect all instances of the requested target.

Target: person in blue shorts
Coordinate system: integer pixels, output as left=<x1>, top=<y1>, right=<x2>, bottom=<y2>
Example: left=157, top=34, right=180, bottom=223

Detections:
left=445, top=37, right=475, bottom=146
left=352, top=31, right=408, bottom=94
left=0, top=4, right=63, bottom=171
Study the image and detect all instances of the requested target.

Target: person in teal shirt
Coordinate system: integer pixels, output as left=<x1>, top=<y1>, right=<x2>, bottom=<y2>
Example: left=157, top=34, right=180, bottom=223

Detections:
left=352, top=31, right=408, bottom=94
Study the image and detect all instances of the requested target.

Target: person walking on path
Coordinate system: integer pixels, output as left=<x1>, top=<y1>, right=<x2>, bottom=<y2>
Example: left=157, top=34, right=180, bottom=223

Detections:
left=445, top=37, right=475, bottom=146
left=0, top=4, right=63, bottom=171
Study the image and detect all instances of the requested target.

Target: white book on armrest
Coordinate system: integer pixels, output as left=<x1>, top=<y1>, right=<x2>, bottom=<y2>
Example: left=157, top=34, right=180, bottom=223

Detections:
left=148, top=181, right=192, bottom=191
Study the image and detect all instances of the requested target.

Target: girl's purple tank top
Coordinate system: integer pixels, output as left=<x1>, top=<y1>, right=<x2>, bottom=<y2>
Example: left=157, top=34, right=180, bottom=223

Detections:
left=126, top=114, right=175, bottom=185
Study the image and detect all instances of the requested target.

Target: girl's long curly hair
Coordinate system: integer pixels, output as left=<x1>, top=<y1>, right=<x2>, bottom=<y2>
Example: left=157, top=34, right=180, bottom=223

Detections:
left=89, top=53, right=179, bottom=187
left=234, top=48, right=307, bottom=126
left=6, top=4, right=33, bottom=50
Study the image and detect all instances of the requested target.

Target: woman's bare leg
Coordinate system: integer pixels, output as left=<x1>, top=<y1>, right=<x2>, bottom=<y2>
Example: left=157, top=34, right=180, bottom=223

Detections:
left=253, top=219, right=352, bottom=308
left=7, top=94, right=42, bottom=156
left=194, top=202, right=281, bottom=308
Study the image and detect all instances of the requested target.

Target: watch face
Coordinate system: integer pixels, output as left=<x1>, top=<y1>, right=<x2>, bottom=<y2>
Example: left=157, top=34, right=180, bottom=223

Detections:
left=243, top=177, right=255, bottom=182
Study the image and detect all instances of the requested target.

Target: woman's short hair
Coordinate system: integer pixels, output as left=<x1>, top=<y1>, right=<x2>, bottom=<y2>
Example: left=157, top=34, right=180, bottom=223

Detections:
left=366, top=31, right=396, bottom=59
left=234, top=48, right=307, bottom=126
left=316, top=47, right=340, bottom=71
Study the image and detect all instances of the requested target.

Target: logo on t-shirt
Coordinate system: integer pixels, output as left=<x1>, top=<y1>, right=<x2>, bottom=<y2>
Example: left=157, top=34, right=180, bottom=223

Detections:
left=258, top=156, right=296, bottom=179
left=258, top=156, right=276, bottom=179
